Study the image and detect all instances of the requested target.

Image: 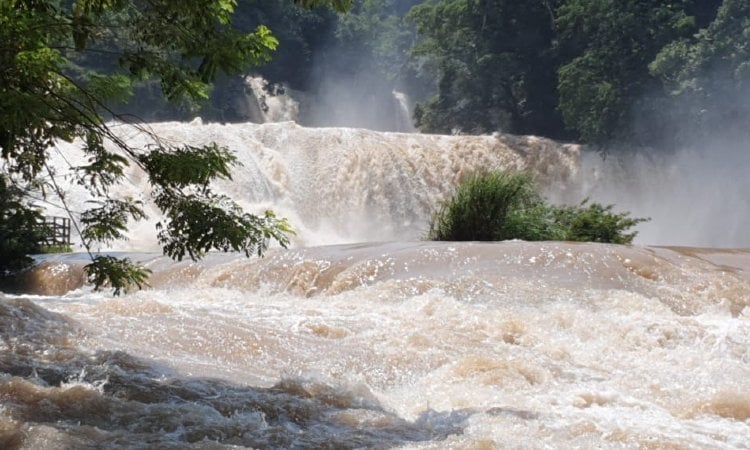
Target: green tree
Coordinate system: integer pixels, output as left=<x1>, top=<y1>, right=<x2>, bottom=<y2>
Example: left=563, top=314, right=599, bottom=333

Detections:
left=650, top=0, right=750, bottom=140
left=334, top=0, right=421, bottom=81
left=555, top=0, right=698, bottom=144
left=0, top=0, right=350, bottom=293
left=230, top=0, right=339, bottom=90
left=408, top=0, right=566, bottom=137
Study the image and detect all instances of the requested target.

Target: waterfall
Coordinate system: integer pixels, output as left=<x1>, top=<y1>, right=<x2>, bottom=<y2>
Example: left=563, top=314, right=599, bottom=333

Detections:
left=43, top=121, right=580, bottom=251
left=392, top=90, right=416, bottom=132
left=238, top=75, right=417, bottom=132
left=243, top=76, right=300, bottom=123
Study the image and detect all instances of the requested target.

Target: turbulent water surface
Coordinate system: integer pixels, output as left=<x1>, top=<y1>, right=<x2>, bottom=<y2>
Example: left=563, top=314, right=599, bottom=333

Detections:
left=44, top=121, right=579, bottom=250
left=2, top=122, right=750, bottom=449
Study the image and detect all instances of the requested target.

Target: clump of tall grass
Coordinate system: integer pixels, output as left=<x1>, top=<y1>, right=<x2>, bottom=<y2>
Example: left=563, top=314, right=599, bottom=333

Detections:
left=427, top=171, right=647, bottom=244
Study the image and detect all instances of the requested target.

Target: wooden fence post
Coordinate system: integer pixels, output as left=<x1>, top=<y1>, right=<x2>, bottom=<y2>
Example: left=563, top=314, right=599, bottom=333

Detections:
left=38, top=216, right=72, bottom=247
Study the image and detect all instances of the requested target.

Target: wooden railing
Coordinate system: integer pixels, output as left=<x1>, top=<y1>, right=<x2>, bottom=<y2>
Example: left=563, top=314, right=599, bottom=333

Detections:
left=38, top=216, right=72, bottom=247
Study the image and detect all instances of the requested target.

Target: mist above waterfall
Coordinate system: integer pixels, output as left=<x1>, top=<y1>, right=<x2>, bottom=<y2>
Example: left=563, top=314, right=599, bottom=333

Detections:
left=240, top=67, right=417, bottom=132
left=555, top=75, right=750, bottom=248
left=563, top=138, right=750, bottom=248
left=298, top=71, right=415, bottom=132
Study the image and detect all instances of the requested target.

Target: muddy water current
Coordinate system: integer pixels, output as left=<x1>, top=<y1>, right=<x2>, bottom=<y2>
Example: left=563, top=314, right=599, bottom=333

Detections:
left=4, top=121, right=750, bottom=448
left=2, top=242, right=750, bottom=449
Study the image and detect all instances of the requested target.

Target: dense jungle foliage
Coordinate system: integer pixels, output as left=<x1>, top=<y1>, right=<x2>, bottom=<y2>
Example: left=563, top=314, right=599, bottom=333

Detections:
left=50, top=0, right=750, bottom=148
left=10, top=0, right=744, bottom=145
left=240, top=0, right=746, bottom=148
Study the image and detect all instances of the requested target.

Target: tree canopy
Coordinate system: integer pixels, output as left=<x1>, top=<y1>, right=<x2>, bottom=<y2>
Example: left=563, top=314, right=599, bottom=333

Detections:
left=342, top=0, right=741, bottom=147
left=409, top=0, right=565, bottom=137
left=650, top=0, right=750, bottom=140
left=0, top=0, right=350, bottom=292
left=7, top=0, right=737, bottom=148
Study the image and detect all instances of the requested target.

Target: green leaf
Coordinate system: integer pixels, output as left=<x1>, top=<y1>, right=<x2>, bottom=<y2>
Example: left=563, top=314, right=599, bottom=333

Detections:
left=294, top=0, right=353, bottom=12
left=85, top=256, right=151, bottom=295
left=80, top=198, right=146, bottom=245
left=75, top=132, right=129, bottom=195
left=140, top=143, right=238, bottom=189
left=154, top=191, right=292, bottom=261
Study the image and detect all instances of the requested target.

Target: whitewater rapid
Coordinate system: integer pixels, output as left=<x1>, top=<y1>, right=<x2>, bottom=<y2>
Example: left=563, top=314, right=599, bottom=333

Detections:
left=3, top=121, right=750, bottom=448
left=3, top=241, right=750, bottom=448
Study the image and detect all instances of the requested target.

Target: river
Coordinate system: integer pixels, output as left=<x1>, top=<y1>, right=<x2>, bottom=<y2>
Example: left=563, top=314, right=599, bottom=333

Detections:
left=2, top=121, right=749, bottom=448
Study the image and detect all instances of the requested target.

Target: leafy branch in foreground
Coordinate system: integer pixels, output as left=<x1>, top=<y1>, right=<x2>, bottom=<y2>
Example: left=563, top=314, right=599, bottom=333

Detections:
left=427, top=171, right=648, bottom=244
left=142, top=144, right=293, bottom=261
left=155, top=196, right=292, bottom=261
left=80, top=199, right=147, bottom=245
left=84, top=256, right=151, bottom=296
left=140, top=143, right=237, bottom=190
left=1, top=0, right=350, bottom=293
